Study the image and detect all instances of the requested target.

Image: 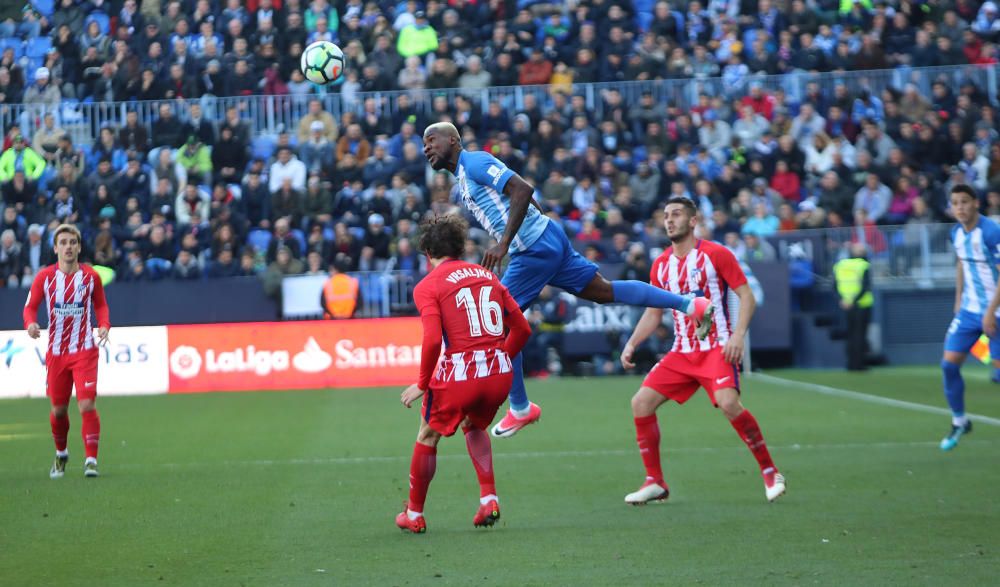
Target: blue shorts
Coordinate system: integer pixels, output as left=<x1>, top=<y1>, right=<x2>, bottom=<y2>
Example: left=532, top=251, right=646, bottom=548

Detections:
left=944, top=310, right=1000, bottom=356
left=502, top=222, right=599, bottom=308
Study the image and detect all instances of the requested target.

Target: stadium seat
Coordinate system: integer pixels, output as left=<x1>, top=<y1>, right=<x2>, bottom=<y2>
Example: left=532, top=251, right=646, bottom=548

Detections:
left=290, top=229, right=307, bottom=254
left=247, top=229, right=272, bottom=254
left=25, top=36, right=51, bottom=59
left=0, top=39, right=24, bottom=60
left=250, top=135, right=277, bottom=161
left=85, top=13, right=111, bottom=36
left=31, top=0, right=55, bottom=17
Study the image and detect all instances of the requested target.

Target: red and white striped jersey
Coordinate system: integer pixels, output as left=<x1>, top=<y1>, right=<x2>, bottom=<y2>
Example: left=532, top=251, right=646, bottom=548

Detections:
left=434, top=348, right=513, bottom=384
left=650, top=240, right=747, bottom=354
left=23, top=264, right=110, bottom=357
left=413, top=259, right=531, bottom=389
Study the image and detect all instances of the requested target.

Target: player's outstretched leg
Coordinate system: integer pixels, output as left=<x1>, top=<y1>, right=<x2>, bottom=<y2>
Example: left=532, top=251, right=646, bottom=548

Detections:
left=81, top=409, right=100, bottom=477
left=718, top=390, right=785, bottom=502
left=941, top=359, right=972, bottom=451
left=49, top=408, right=70, bottom=479
left=610, top=281, right=715, bottom=339
left=491, top=354, right=541, bottom=438
left=625, top=389, right=670, bottom=505
left=465, top=426, right=500, bottom=527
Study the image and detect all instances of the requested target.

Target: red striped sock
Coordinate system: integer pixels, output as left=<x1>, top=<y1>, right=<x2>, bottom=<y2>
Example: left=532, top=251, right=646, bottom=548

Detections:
left=50, top=412, right=69, bottom=452
left=730, top=410, right=775, bottom=474
left=634, top=415, right=664, bottom=484
left=407, top=442, right=437, bottom=513
left=81, top=410, right=100, bottom=460
left=464, top=428, right=496, bottom=498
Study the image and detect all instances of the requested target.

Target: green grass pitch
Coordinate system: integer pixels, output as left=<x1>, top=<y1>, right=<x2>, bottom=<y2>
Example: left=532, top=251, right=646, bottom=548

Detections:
left=1, top=367, right=998, bottom=586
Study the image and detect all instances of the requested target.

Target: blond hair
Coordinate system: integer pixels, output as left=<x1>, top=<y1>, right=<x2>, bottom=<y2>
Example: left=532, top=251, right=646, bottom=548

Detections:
left=53, top=224, right=82, bottom=245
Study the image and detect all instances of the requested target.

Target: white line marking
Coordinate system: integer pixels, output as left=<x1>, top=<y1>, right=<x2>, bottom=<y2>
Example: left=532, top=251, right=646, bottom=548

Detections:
left=108, top=440, right=995, bottom=470
left=755, top=373, right=1000, bottom=427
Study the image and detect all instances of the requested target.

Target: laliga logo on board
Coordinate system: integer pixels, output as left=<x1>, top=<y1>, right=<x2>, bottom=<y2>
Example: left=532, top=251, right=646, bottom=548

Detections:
left=170, top=346, right=202, bottom=379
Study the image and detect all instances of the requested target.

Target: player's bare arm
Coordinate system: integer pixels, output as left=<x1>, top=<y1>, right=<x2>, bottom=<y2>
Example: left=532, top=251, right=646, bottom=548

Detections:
left=481, top=174, right=536, bottom=273
left=621, top=307, right=665, bottom=369
left=724, top=284, right=757, bottom=365
left=401, top=383, right=425, bottom=408
left=27, top=322, right=40, bottom=339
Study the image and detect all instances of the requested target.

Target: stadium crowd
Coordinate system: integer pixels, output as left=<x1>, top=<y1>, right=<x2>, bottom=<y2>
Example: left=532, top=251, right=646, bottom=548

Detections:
left=2, top=0, right=1000, bottom=290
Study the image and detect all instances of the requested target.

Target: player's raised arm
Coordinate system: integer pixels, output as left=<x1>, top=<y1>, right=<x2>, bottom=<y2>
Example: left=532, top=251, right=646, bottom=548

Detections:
left=481, top=174, right=535, bottom=273
left=23, top=270, right=45, bottom=338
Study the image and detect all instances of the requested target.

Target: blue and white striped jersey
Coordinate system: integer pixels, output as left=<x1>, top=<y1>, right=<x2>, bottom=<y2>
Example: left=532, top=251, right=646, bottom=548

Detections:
left=952, top=216, right=1000, bottom=316
left=456, top=150, right=549, bottom=254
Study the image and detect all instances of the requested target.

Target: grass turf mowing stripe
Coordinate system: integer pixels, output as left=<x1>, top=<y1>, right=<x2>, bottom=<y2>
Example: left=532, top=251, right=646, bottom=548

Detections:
left=756, top=372, right=1000, bottom=427
left=35, top=439, right=985, bottom=472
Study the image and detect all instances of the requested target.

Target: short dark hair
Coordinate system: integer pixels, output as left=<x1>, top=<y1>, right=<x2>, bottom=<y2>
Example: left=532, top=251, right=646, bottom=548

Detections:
left=951, top=183, right=978, bottom=201
left=418, top=214, right=468, bottom=260
left=665, top=195, right=698, bottom=217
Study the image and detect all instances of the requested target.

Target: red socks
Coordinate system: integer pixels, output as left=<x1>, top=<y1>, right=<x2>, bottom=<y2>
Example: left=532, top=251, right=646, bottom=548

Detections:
left=407, top=442, right=437, bottom=513
left=464, top=427, right=496, bottom=497
left=81, top=410, right=100, bottom=460
left=50, top=412, right=69, bottom=452
left=634, top=415, right=664, bottom=484
left=729, top=410, right=775, bottom=474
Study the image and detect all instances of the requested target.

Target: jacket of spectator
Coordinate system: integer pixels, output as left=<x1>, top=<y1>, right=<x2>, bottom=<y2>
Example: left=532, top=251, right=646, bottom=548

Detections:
left=269, top=151, right=307, bottom=193
left=396, top=21, right=438, bottom=58
left=0, top=144, right=46, bottom=182
left=297, top=111, right=338, bottom=144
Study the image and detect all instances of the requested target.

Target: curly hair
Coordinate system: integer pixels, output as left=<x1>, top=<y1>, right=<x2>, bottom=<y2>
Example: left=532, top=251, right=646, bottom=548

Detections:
left=417, top=214, right=468, bottom=260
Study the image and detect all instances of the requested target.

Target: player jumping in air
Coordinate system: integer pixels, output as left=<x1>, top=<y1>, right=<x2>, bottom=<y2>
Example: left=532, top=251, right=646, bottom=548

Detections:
left=422, top=122, right=713, bottom=438
left=396, top=215, right=532, bottom=533
left=939, top=184, right=1000, bottom=451
left=619, top=197, right=785, bottom=504
left=23, top=224, right=110, bottom=478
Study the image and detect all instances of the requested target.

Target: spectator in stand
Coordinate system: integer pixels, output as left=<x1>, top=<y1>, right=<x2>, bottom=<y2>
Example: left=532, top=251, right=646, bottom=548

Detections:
left=0, top=134, right=46, bottom=186
left=269, top=147, right=307, bottom=193
left=300, top=121, right=335, bottom=175
left=853, top=173, right=892, bottom=224
left=23, top=67, right=61, bottom=109
left=267, top=218, right=303, bottom=264
left=177, top=136, right=213, bottom=187
left=336, top=123, right=372, bottom=162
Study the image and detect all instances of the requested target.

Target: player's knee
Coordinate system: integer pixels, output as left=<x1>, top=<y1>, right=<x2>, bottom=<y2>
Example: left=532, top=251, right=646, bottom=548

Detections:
left=50, top=404, right=68, bottom=417
left=941, top=359, right=961, bottom=376
left=716, top=393, right=743, bottom=420
left=416, top=426, right=441, bottom=446
left=78, top=400, right=96, bottom=413
left=630, top=391, right=656, bottom=416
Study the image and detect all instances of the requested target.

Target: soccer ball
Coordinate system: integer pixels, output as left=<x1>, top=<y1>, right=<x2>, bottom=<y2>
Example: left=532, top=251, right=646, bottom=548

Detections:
left=300, top=41, right=345, bottom=85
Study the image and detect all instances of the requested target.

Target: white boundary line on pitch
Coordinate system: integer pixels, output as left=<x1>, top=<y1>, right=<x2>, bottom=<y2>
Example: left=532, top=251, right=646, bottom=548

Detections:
left=106, top=439, right=996, bottom=470
left=755, top=372, right=1000, bottom=427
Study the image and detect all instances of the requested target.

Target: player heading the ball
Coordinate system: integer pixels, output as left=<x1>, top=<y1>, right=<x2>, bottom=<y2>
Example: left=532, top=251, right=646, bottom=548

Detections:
left=422, top=121, right=714, bottom=440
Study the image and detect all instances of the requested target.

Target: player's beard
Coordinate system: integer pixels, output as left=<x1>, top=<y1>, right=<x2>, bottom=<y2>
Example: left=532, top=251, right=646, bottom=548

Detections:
left=667, top=223, right=692, bottom=243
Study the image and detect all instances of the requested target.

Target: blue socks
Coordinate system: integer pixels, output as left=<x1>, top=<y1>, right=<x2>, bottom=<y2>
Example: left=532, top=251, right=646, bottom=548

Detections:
left=611, top=281, right=691, bottom=312
left=941, top=360, right=965, bottom=418
left=508, top=353, right=530, bottom=413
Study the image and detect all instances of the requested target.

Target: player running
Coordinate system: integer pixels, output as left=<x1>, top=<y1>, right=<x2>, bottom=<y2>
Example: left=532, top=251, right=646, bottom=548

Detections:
left=939, top=184, right=1000, bottom=451
left=422, top=122, right=713, bottom=439
left=619, top=197, right=785, bottom=504
left=396, top=215, right=532, bottom=534
left=23, top=224, right=110, bottom=478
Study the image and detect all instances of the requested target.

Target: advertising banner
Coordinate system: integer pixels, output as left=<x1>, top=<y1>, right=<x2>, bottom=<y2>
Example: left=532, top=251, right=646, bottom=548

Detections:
left=0, top=326, right=169, bottom=399
left=165, top=318, right=423, bottom=393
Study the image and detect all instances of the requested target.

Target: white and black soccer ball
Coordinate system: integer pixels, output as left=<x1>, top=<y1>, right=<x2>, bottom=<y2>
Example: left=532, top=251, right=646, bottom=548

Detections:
left=300, top=41, right=345, bottom=85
